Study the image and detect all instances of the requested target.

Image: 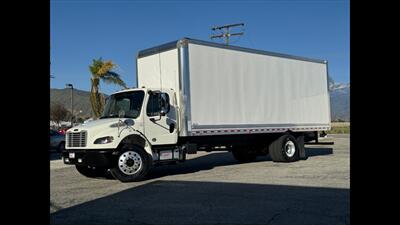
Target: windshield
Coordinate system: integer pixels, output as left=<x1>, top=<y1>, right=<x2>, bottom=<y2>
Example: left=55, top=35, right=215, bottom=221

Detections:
left=100, top=91, right=145, bottom=119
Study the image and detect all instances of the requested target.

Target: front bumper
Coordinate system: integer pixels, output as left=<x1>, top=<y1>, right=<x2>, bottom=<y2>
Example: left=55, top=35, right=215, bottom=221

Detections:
left=62, top=149, right=118, bottom=168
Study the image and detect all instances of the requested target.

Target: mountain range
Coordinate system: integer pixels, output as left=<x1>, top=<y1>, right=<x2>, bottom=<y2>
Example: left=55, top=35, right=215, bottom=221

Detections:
left=50, top=82, right=350, bottom=121
left=50, top=88, right=104, bottom=118
left=329, top=82, right=350, bottom=121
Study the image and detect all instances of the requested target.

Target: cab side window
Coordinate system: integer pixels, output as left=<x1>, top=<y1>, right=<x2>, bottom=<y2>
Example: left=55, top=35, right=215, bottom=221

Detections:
left=146, top=93, right=170, bottom=117
left=160, top=94, right=170, bottom=113
left=147, top=93, right=161, bottom=117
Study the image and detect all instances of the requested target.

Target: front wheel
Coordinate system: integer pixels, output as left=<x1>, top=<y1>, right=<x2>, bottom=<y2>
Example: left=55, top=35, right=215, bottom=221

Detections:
left=110, top=144, right=151, bottom=182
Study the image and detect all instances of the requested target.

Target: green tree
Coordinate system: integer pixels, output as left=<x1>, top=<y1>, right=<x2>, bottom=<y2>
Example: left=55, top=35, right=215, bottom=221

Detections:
left=89, top=58, right=127, bottom=118
left=50, top=103, right=69, bottom=128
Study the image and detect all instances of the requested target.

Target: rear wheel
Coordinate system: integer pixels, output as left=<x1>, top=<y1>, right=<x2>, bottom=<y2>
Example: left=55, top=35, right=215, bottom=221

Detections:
left=75, top=165, right=108, bottom=178
left=110, top=144, right=151, bottom=182
left=269, top=134, right=299, bottom=162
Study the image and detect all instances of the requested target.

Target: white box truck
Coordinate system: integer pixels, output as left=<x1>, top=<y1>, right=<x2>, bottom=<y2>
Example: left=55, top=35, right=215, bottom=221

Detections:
left=63, top=38, right=331, bottom=182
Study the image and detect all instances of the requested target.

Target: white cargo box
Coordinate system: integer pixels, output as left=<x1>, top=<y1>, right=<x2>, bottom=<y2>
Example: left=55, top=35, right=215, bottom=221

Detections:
left=137, top=38, right=331, bottom=137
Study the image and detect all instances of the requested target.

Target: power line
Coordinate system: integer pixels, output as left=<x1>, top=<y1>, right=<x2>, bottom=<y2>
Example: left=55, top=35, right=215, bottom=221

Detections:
left=210, top=23, right=245, bottom=45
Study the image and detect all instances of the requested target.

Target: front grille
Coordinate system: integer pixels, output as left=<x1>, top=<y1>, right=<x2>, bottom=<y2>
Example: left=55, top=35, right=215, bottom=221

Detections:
left=67, top=131, right=87, bottom=147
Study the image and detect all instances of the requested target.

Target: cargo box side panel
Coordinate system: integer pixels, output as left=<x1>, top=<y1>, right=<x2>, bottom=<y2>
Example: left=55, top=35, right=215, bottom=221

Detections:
left=187, top=43, right=330, bottom=131
left=137, top=48, right=187, bottom=135
left=137, top=49, right=179, bottom=93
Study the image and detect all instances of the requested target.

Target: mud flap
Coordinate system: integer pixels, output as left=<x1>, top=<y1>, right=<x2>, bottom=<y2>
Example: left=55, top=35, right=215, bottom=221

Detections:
left=296, top=135, right=308, bottom=160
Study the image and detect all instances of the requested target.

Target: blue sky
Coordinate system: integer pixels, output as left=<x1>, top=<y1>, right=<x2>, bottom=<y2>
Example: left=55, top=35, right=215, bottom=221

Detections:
left=50, top=0, right=349, bottom=95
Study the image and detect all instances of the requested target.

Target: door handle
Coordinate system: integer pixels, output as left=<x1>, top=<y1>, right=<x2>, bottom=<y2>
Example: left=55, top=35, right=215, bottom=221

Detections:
left=150, top=115, right=162, bottom=122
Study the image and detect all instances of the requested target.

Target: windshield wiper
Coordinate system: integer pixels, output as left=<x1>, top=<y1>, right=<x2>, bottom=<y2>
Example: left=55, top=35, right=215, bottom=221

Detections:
left=99, top=115, right=119, bottom=119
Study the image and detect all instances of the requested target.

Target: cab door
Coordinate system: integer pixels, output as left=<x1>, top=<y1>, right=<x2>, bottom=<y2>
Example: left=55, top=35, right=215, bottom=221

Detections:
left=143, top=90, right=178, bottom=145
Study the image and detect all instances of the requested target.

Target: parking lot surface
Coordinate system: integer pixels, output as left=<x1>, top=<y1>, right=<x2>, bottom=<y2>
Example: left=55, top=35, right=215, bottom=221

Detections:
left=50, top=134, right=349, bottom=225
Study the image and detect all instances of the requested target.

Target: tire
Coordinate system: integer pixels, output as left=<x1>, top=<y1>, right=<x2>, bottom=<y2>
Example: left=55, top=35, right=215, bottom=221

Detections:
left=110, top=144, right=151, bottom=182
left=57, top=142, right=65, bottom=153
left=232, top=147, right=257, bottom=163
left=75, top=165, right=108, bottom=178
left=269, top=134, right=299, bottom=162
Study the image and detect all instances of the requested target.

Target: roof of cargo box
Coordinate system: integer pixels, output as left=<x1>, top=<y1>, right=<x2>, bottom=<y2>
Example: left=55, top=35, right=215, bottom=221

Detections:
left=137, top=37, right=327, bottom=64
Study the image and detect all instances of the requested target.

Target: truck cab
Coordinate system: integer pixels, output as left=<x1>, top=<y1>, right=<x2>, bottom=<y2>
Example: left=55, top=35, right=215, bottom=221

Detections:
left=63, top=87, right=182, bottom=182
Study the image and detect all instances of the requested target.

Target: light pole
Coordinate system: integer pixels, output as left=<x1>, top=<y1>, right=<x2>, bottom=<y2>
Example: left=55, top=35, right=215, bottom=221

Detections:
left=65, top=83, right=74, bottom=127
left=77, top=110, right=83, bottom=123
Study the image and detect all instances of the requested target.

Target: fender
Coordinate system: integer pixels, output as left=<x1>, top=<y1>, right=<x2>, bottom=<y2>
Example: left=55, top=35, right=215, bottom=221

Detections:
left=117, top=132, right=154, bottom=159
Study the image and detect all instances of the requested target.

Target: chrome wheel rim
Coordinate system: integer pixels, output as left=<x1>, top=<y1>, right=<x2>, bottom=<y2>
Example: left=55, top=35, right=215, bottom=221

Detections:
left=284, top=140, right=296, bottom=157
left=118, top=151, right=143, bottom=175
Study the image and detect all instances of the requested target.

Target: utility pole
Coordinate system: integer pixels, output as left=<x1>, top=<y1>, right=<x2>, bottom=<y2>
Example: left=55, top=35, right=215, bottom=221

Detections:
left=50, top=46, right=54, bottom=79
left=210, top=23, right=244, bottom=45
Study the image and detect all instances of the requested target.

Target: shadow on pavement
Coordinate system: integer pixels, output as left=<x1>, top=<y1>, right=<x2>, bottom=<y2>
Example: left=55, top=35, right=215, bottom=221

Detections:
left=146, top=147, right=333, bottom=180
left=50, top=180, right=349, bottom=225
left=305, top=147, right=333, bottom=157
left=62, top=147, right=334, bottom=181
left=147, top=151, right=239, bottom=180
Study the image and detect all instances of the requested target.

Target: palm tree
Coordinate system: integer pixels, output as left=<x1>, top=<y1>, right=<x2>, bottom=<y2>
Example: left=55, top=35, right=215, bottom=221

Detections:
left=89, top=58, right=127, bottom=118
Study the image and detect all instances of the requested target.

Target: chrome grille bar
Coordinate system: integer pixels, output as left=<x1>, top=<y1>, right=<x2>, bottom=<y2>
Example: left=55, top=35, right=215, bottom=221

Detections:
left=66, top=131, right=87, bottom=147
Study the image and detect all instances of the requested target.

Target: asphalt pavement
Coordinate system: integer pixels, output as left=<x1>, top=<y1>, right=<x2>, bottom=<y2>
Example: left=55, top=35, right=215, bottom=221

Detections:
left=50, top=134, right=350, bottom=225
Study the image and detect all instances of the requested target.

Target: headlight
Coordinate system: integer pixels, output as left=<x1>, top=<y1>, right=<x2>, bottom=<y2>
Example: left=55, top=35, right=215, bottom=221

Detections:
left=94, top=136, right=114, bottom=144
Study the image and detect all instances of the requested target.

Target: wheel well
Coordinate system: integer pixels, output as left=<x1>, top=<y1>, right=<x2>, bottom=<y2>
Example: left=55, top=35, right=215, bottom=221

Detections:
left=116, top=135, right=153, bottom=165
left=118, top=135, right=146, bottom=150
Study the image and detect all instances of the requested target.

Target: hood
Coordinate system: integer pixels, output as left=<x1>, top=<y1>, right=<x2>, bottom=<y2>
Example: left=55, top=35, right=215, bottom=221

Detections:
left=70, top=118, right=120, bottom=131
left=66, top=118, right=134, bottom=148
left=65, top=117, right=144, bottom=149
